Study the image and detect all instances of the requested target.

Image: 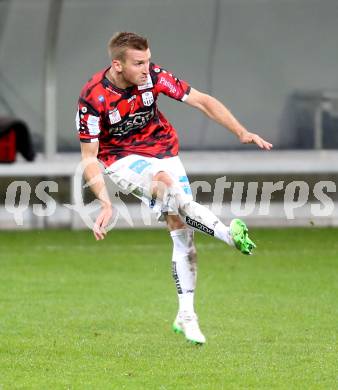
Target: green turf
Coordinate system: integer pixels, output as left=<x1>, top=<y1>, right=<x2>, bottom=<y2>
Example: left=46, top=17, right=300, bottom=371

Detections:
left=0, top=228, right=337, bottom=389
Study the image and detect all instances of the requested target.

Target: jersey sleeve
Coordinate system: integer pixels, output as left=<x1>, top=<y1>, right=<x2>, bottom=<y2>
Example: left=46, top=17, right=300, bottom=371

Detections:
left=152, top=64, right=191, bottom=102
left=75, top=97, right=102, bottom=143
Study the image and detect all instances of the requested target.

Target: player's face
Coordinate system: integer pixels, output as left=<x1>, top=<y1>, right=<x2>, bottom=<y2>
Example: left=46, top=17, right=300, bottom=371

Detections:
left=120, top=48, right=151, bottom=86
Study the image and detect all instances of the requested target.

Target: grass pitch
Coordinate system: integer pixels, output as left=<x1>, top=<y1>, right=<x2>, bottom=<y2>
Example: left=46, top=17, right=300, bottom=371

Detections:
left=0, top=228, right=337, bottom=389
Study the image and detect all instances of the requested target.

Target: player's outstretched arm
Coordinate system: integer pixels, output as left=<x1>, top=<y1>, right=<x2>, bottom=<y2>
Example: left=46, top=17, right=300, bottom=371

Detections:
left=80, top=142, right=113, bottom=240
left=184, top=88, right=273, bottom=150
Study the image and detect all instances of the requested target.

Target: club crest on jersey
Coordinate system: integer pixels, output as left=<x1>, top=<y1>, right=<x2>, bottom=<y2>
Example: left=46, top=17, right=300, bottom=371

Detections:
left=142, top=92, right=154, bottom=106
left=138, top=74, right=153, bottom=90
left=109, top=108, right=121, bottom=124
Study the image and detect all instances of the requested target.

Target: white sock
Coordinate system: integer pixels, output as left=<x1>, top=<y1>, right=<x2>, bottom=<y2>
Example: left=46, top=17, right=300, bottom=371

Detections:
left=162, top=186, right=234, bottom=246
left=180, top=199, right=234, bottom=245
left=170, top=228, right=197, bottom=314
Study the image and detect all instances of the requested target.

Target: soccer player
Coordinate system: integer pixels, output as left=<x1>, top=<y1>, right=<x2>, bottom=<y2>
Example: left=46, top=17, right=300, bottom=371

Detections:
left=76, top=32, right=272, bottom=345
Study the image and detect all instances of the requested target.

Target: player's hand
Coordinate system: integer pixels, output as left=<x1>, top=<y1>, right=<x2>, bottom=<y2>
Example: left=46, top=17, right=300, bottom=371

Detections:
left=239, top=131, right=273, bottom=150
left=93, top=204, right=113, bottom=240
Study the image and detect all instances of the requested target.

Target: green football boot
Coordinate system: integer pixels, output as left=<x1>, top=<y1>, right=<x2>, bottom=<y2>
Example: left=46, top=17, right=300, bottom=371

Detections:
left=230, top=218, right=256, bottom=255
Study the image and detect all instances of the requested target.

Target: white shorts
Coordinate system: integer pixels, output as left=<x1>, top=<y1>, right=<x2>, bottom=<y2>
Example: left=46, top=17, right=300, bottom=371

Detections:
left=105, top=154, right=193, bottom=221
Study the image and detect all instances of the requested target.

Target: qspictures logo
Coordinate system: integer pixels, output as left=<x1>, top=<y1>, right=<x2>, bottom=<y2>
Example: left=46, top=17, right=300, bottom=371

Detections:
left=2, top=158, right=337, bottom=229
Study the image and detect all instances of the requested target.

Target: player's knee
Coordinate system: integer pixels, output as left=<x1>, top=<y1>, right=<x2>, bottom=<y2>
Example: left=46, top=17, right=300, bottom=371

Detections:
left=153, top=171, right=173, bottom=187
left=152, top=171, right=174, bottom=198
left=152, top=171, right=190, bottom=216
left=165, top=214, right=185, bottom=231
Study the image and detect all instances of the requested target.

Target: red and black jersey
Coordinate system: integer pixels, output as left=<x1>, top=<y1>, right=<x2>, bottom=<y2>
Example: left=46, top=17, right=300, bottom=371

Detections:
left=76, top=63, right=191, bottom=167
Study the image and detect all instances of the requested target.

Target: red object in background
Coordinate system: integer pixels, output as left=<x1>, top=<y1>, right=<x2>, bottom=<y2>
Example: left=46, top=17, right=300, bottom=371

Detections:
left=0, top=129, right=16, bottom=163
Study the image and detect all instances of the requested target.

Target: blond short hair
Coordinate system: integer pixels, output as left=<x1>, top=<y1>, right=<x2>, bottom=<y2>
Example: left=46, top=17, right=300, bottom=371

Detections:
left=107, top=32, right=149, bottom=61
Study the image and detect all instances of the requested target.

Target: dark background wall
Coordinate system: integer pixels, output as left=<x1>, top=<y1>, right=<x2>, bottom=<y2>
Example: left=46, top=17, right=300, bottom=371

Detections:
left=0, top=0, right=337, bottom=151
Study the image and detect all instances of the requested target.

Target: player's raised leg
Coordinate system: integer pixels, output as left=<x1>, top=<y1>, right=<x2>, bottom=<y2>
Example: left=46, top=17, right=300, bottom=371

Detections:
left=154, top=171, right=256, bottom=255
